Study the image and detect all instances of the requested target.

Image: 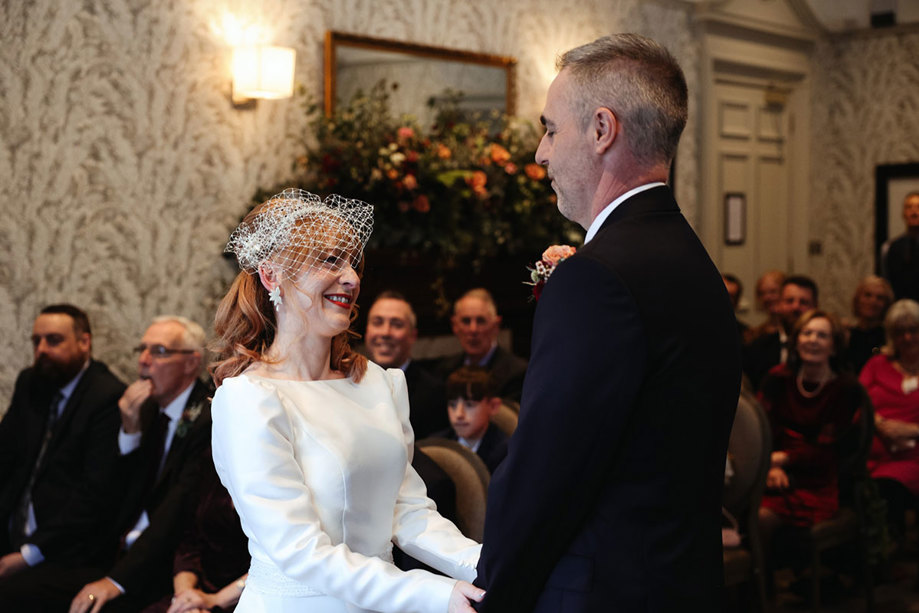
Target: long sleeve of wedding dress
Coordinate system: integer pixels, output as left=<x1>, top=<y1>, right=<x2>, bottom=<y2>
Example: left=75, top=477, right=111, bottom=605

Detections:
left=211, top=362, right=480, bottom=613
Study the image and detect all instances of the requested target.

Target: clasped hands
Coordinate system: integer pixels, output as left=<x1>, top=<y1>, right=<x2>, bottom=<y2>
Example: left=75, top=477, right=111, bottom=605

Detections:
left=876, top=417, right=919, bottom=454
left=166, top=587, right=216, bottom=613
left=766, top=450, right=790, bottom=490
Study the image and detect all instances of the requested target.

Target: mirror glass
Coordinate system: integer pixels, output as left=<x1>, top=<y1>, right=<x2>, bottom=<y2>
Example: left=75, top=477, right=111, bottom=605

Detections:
left=325, top=31, right=516, bottom=124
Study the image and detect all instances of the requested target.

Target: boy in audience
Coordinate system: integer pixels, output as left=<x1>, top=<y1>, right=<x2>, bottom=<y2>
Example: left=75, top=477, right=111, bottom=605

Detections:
left=435, top=366, right=508, bottom=473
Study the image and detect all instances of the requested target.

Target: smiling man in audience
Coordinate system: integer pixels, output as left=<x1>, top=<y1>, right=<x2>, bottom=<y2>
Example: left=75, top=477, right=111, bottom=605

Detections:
left=365, top=290, right=448, bottom=439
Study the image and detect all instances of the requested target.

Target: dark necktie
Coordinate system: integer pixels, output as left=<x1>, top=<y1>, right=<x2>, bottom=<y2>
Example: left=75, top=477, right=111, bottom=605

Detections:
left=120, top=411, right=170, bottom=550
left=145, top=411, right=171, bottom=500
left=10, top=392, right=63, bottom=547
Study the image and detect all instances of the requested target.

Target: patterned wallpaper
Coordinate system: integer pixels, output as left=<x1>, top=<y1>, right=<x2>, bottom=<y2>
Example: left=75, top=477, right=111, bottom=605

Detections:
left=0, top=0, right=696, bottom=409
left=809, top=30, right=919, bottom=316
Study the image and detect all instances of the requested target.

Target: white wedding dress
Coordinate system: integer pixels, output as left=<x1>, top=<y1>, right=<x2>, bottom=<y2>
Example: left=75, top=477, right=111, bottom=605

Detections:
left=211, top=362, right=480, bottom=613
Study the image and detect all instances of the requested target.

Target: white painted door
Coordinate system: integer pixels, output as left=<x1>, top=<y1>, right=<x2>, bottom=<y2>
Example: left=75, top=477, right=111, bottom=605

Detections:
left=709, top=77, right=793, bottom=318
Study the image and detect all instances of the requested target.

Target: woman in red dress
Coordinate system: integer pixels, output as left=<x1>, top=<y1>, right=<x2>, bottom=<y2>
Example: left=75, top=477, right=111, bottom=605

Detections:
left=757, top=310, right=863, bottom=558
left=860, top=298, right=919, bottom=538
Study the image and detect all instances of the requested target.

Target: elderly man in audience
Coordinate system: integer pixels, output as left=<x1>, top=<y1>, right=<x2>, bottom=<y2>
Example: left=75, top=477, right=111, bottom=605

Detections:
left=365, top=290, right=447, bottom=439
left=437, top=288, right=528, bottom=403
left=3, top=315, right=213, bottom=612
left=0, top=305, right=125, bottom=588
left=882, top=191, right=919, bottom=301
left=743, top=275, right=819, bottom=390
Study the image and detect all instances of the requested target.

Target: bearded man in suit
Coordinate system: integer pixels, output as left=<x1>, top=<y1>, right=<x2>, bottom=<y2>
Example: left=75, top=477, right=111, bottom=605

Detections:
left=0, top=304, right=125, bottom=581
left=474, top=34, right=742, bottom=612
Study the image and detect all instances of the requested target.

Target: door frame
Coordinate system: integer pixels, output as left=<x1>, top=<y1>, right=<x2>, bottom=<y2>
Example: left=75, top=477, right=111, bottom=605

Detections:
left=695, top=14, right=815, bottom=279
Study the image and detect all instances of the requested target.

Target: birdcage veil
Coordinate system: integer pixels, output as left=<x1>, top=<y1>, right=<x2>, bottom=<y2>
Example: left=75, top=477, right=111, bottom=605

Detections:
left=226, top=188, right=374, bottom=279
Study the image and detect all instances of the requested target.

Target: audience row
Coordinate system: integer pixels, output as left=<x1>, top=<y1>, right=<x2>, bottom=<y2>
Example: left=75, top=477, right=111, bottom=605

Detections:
left=3, top=251, right=919, bottom=610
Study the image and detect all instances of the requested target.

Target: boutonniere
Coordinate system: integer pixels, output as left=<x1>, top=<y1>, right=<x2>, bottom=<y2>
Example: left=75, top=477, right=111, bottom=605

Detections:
left=524, top=244, right=577, bottom=300
left=175, top=401, right=204, bottom=439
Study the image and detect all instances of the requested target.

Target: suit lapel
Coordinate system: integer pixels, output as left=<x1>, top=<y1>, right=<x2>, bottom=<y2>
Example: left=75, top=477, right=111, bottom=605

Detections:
left=152, top=380, right=208, bottom=494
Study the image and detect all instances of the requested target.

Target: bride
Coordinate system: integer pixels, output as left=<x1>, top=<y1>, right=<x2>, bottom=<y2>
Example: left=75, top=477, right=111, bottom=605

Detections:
left=210, top=189, right=483, bottom=613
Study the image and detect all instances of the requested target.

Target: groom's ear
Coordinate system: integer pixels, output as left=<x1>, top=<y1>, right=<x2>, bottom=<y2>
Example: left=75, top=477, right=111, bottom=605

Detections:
left=593, top=107, right=619, bottom=155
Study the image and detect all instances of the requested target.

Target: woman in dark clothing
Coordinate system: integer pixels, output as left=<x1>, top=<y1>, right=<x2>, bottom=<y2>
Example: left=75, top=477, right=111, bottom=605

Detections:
left=758, top=310, right=863, bottom=543
left=143, top=449, right=249, bottom=613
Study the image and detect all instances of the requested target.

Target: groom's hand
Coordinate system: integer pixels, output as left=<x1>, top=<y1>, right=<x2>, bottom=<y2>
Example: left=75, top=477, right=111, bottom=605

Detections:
left=448, top=580, right=485, bottom=613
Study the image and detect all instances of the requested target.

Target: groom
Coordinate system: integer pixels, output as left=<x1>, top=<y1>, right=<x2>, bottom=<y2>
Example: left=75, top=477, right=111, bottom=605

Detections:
left=474, top=34, right=741, bottom=612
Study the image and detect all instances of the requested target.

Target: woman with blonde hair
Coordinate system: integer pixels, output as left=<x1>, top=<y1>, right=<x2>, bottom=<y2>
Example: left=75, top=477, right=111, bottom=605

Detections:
left=845, top=275, right=894, bottom=374
left=210, top=189, right=482, bottom=613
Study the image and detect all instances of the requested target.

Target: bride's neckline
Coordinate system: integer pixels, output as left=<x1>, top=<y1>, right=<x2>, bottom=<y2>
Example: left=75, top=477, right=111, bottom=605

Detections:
left=242, top=371, right=350, bottom=384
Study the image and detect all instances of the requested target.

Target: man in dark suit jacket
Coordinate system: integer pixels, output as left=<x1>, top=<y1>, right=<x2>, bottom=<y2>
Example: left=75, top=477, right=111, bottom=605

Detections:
left=365, top=290, right=449, bottom=439
left=474, top=35, right=742, bottom=612
left=49, top=315, right=212, bottom=613
left=742, top=275, right=818, bottom=390
left=437, top=288, right=528, bottom=403
left=0, top=305, right=125, bottom=583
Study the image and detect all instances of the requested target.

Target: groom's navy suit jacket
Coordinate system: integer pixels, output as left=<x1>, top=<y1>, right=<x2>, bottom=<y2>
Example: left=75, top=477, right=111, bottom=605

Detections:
left=475, top=186, right=742, bottom=612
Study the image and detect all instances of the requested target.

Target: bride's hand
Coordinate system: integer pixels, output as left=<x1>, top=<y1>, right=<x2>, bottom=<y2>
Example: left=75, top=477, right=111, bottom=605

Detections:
left=448, top=581, right=485, bottom=613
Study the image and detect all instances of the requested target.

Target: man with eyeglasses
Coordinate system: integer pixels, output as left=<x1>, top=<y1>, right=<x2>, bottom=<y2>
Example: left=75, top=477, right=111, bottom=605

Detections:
left=0, top=304, right=125, bottom=593
left=41, top=315, right=213, bottom=613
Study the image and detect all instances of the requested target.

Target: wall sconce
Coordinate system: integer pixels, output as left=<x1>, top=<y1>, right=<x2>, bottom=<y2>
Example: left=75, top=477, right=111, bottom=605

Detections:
left=231, top=45, right=296, bottom=107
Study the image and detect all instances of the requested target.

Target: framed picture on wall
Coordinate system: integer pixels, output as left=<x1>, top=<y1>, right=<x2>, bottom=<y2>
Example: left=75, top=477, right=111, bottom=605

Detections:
left=875, top=163, right=919, bottom=273
left=724, top=193, right=746, bottom=246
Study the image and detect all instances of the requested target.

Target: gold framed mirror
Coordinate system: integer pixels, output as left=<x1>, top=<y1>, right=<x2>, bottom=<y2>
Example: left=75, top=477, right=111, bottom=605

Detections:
left=324, top=31, right=517, bottom=122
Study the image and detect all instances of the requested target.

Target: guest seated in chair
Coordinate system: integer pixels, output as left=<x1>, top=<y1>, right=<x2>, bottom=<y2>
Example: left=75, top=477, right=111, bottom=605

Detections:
left=0, top=305, right=125, bottom=589
left=860, top=299, right=919, bottom=541
left=743, top=275, right=818, bottom=391
left=140, top=447, right=249, bottom=613
left=434, top=366, right=508, bottom=474
left=757, top=309, right=863, bottom=572
left=745, top=270, right=785, bottom=343
left=365, top=290, right=447, bottom=439
left=846, top=275, right=894, bottom=374
left=436, top=289, right=527, bottom=403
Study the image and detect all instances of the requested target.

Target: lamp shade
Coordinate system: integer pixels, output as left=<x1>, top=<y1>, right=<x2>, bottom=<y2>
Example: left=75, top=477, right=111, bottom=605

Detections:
left=232, top=46, right=296, bottom=99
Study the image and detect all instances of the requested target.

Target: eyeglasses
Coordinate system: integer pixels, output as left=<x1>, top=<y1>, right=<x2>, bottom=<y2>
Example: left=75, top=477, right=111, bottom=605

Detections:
left=133, top=344, right=197, bottom=358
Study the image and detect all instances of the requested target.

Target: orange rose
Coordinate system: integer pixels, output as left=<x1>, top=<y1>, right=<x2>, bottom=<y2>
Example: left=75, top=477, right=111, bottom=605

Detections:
left=386, top=168, right=400, bottom=180
left=489, top=144, right=511, bottom=164
left=436, top=143, right=451, bottom=159
left=542, top=245, right=576, bottom=265
left=504, top=162, right=518, bottom=175
left=525, top=163, right=547, bottom=180
left=403, top=174, right=418, bottom=190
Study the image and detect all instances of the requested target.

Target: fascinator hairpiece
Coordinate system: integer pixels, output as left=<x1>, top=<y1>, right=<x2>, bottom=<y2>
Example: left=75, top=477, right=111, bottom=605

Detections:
left=225, top=188, right=374, bottom=279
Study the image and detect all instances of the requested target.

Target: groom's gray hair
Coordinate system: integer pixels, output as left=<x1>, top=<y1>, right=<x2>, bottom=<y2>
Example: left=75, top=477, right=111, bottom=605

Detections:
left=558, top=33, right=687, bottom=167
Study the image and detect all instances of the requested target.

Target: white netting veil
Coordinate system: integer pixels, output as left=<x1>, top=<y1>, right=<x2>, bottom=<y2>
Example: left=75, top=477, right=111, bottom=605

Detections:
left=226, top=188, right=374, bottom=279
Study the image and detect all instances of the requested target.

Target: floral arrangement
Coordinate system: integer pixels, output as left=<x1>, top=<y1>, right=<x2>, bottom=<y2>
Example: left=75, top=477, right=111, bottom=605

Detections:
left=260, top=81, right=582, bottom=266
left=525, top=244, right=577, bottom=300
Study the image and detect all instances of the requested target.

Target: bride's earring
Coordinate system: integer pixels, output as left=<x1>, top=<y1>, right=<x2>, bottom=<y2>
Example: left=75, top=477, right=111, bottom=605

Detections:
left=269, top=286, right=283, bottom=311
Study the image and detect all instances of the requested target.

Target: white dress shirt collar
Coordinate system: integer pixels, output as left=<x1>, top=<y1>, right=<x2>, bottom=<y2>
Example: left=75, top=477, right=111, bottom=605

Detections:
left=584, top=182, right=666, bottom=244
